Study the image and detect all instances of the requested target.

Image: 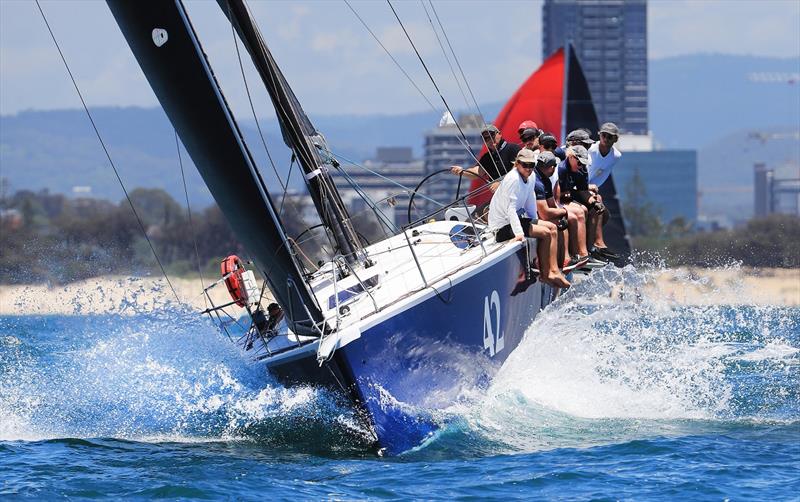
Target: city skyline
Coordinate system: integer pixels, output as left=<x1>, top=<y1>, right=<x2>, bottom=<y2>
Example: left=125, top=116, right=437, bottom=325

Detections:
left=1, top=0, right=799, bottom=117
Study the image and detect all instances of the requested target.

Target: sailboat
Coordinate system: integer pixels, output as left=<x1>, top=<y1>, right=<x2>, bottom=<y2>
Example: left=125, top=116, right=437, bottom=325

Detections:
left=105, top=0, right=613, bottom=455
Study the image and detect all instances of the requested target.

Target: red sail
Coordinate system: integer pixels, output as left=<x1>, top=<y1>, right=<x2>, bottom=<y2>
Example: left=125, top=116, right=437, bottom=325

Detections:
left=468, top=48, right=565, bottom=204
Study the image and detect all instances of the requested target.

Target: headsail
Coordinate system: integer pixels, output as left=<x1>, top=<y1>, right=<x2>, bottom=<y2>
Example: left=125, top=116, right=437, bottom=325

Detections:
left=106, top=0, right=325, bottom=333
left=218, top=0, right=363, bottom=264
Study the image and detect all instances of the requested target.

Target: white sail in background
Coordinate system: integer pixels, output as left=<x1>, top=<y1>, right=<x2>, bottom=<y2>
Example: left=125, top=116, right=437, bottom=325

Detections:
left=439, top=110, right=456, bottom=127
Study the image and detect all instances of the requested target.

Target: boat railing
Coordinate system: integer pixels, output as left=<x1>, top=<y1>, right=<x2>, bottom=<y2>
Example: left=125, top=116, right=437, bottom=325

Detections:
left=400, top=172, right=496, bottom=288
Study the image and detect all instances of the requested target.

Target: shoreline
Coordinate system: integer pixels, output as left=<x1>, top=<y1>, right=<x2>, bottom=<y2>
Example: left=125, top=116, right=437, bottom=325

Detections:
left=0, top=267, right=798, bottom=316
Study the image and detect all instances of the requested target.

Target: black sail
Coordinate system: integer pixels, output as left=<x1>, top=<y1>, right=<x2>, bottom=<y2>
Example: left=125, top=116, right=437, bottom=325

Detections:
left=218, top=0, right=361, bottom=263
left=106, top=0, right=324, bottom=332
left=563, top=44, right=632, bottom=260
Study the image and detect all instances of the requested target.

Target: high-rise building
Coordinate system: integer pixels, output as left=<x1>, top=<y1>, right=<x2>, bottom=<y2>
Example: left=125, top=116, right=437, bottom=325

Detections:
left=753, top=163, right=800, bottom=217
left=329, top=147, right=425, bottom=227
left=613, top=150, right=698, bottom=225
left=542, top=0, right=648, bottom=135
left=423, top=114, right=483, bottom=218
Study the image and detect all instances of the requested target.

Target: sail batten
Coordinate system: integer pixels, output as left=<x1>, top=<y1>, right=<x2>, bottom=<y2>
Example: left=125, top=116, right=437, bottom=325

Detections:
left=106, top=0, right=325, bottom=331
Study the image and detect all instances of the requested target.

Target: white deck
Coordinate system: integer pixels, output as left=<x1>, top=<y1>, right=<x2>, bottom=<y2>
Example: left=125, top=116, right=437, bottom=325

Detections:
left=263, top=220, right=528, bottom=365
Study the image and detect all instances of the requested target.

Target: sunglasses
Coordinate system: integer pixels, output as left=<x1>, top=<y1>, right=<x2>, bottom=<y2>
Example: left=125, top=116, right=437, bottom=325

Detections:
left=519, top=161, right=536, bottom=170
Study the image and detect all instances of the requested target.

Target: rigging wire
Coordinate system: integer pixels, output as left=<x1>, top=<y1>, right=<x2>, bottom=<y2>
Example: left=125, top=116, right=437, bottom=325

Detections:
left=175, top=131, right=208, bottom=309
left=327, top=150, right=444, bottom=208
left=415, top=0, right=501, bottom=178
left=343, top=0, right=438, bottom=113
left=386, top=0, right=474, bottom=155
left=419, top=0, right=471, bottom=114
left=343, top=0, right=481, bottom=166
left=228, top=11, right=287, bottom=192
left=35, top=0, right=181, bottom=304
left=429, top=1, right=488, bottom=125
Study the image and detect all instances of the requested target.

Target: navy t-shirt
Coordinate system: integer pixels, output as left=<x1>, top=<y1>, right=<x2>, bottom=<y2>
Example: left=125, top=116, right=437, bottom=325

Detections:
left=558, top=160, right=589, bottom=195
left=534, top=171, right=553, bottom=200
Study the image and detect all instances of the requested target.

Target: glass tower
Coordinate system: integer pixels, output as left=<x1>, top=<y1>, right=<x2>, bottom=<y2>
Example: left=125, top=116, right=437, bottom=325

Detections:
left=542, top=0, right=648, bottom=135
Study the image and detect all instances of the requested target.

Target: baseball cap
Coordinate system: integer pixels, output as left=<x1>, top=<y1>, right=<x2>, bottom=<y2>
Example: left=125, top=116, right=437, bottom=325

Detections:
left=538, top=133, right=557, bottom=149
left=516, top=148, right=537, bottom=164
left=536, top=150, right=557, bottom=168
left=519, top=128, right=540, bottom=142
left=518, top=120, right=538, bottom=132
left=568, top=145, right=589, bottom=165
left=481, top=124, right=500, bottom=135
left=566, top=129, right=594, bottom=145
left=599, top=122, right=619, bottom=136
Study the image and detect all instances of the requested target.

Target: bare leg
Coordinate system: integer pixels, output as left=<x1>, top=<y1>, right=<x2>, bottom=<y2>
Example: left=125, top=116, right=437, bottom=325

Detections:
left=593, top=194, right=610, bottom=249
left=530, top=221, right=570, bottom=288
left=566, top=203, right=589, bottom=257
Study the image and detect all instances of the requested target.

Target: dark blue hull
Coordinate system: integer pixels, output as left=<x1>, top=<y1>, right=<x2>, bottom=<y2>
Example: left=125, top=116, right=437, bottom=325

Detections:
left=267, top=245, right=555, bottom=454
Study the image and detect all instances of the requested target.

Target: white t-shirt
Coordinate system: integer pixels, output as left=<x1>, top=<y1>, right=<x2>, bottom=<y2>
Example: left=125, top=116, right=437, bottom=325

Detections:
left=588, top=143, right=622, bottom=187
left=488, top=168, right=538, bottom=236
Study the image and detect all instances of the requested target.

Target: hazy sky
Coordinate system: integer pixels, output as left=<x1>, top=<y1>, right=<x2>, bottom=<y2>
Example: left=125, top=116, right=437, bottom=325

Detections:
left=1, top=0, right=799, bottom=117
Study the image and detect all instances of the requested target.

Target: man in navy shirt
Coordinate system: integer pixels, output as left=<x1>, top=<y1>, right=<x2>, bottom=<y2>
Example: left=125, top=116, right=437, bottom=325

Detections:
left=534, top=152, right=593, bottom=270
left=560, top=145, right=613, bottom=264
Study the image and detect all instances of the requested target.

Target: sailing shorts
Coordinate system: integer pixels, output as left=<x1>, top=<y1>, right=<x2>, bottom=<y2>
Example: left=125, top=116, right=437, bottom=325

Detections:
left=495, top=217, right=537, bottom=242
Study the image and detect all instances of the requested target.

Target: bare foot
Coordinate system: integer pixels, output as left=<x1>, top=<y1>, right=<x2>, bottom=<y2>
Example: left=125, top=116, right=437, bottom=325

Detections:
left=547, top=273, right=571, bottom=288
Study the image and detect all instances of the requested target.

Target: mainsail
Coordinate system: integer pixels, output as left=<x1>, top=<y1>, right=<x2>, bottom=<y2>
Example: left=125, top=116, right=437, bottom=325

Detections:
left=468, top=44, right=631, bottom=257
left=217, top=0, right=363, bottom=264
left=106, top=0, right=325, bottom=333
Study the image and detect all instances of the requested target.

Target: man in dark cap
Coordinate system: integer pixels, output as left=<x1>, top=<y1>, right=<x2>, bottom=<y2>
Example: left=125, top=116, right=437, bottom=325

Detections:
left=532, top=151, right=590, bottom=271
left=520, top=127, right=541, bottom=151
left=450, top=124, right=521, bottom=191
left=586, top=122, right=622, bottom=260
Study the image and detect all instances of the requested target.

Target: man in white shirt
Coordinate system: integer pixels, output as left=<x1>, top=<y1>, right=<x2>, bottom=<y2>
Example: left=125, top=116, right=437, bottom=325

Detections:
left=588, top=122, right=622, bottom=188
left=587, top=122, right=622, bottom=261
left=488, top=149, right=570, bottom=288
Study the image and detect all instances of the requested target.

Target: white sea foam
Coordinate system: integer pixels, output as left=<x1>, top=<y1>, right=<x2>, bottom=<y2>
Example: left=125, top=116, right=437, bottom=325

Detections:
left=0, top=306, right=368, bottom=446
left=446, top=265, right=799, bottom=452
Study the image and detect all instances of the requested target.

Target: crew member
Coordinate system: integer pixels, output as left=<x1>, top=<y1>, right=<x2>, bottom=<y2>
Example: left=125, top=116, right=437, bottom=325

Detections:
left=560, top=145, right=612, bottom=263
left=533, top=151, right=593, bottom=271
left=588, top=122, right=622, bottom=188
left=520, top=128, right=541, bottom=152
left=518, top=120, right=540, bottom=147
left=488, top=149, right=570, bottom=288
left=450, top=124, right=521, bottom=192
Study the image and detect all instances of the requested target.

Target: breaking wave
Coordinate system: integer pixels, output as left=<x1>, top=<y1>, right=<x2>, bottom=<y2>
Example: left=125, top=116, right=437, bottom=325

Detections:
left=429, top=265, right=800, bottom=455
left=0, top=306, right=372, bottom=452
left=1, top=265, right=797, bottom=457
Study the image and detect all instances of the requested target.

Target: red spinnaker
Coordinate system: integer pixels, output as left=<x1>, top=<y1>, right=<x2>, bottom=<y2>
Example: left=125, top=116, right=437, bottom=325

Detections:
left=468, top=48, right=565, bottom=205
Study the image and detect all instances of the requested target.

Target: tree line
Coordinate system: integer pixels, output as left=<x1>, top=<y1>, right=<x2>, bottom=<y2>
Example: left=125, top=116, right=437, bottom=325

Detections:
left=1, top=187, right=797, bottom=285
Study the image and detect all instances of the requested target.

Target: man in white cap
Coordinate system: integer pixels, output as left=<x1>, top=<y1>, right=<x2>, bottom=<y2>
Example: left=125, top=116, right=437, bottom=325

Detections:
left=488, top=148, right=570, bottom=288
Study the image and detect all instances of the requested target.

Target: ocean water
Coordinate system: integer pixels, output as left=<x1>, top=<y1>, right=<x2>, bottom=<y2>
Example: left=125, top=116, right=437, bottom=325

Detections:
left=1, top=266, right=798, bottom=499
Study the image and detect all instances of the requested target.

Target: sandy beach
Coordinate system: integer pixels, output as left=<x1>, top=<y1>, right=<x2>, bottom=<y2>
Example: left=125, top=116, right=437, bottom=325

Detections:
left=0, top=267, right=798, bottom=316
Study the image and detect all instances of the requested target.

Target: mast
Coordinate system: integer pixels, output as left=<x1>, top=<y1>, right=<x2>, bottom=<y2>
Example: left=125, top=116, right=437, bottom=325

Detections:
left=218, top=0, right=363, bottom=265
left=106, top=0, right=326, bottom=334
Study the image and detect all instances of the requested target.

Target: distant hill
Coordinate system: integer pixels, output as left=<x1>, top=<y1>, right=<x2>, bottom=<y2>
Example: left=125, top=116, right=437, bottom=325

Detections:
left=649, top=54, right=800, bottom=149
left=1, top=53, right=798, bottom=219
